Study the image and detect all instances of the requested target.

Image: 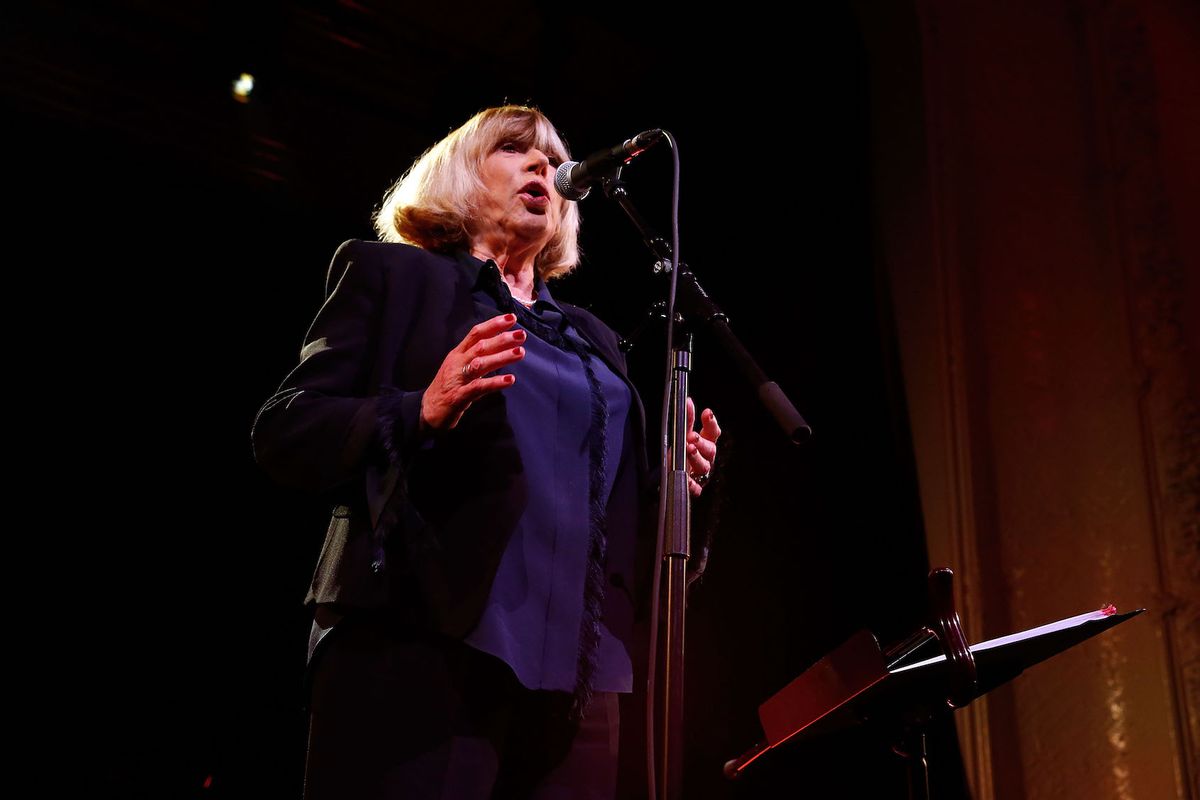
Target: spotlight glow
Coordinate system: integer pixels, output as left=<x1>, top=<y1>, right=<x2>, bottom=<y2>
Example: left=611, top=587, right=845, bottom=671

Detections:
left=232, top=73, right=254, bottom=103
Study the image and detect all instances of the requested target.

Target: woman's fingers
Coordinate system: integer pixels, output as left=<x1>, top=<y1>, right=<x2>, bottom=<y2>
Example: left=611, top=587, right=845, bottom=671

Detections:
left=684, top=402, right=720, bottom=495
left=463, top=327, right=526, bottom=366
left=462, top=341, right=525, bottom=381
left=459, top=372, right=517, bottom=402
left=460, top=314, right=520, bottom=352
left=461, top=346, right=524, bottom=389
left=699, top=408, right=722, bottom=443
left=686, top=442, right=711, bottom=477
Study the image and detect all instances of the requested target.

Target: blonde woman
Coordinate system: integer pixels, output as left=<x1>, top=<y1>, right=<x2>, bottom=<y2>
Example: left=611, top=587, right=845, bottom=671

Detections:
left=253, top=105, right=720, bottom=799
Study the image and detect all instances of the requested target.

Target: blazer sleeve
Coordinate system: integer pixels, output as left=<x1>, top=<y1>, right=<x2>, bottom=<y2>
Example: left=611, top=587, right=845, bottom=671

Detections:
left=251, top=240, right=426, bottom=494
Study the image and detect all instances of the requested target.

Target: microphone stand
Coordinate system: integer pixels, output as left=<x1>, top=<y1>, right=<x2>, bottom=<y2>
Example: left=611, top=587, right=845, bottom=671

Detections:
left=598, top=159, right=810, bottom=800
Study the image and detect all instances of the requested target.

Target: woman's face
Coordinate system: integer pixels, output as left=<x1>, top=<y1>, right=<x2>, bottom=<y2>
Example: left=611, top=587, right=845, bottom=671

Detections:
left=472, top=140, right=564, bottom=255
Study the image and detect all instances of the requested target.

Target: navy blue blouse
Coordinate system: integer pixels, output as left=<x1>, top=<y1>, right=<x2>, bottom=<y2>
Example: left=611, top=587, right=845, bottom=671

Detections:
left=461, top=256, right=635, bottom=695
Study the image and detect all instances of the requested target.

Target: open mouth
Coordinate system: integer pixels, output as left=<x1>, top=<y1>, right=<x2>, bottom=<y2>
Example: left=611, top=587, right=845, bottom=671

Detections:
left=518, top=181, right=550, bottom=209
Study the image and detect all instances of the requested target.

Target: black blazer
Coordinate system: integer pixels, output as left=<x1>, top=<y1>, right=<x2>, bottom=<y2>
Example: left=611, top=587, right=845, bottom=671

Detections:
left=253, top=240, right=654, bottom=649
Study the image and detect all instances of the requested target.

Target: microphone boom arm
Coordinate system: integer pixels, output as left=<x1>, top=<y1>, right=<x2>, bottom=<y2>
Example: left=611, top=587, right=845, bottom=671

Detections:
left=603, top=175, right=812, bottom=444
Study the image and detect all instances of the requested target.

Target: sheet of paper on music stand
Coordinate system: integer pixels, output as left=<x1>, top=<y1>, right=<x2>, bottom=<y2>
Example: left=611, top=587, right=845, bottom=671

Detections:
left=889, top=605, right=1143, bottom=697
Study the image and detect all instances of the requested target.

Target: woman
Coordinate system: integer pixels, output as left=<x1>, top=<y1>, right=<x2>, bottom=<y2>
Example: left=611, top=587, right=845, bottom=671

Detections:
left=252, top=105, right=720, bottom=799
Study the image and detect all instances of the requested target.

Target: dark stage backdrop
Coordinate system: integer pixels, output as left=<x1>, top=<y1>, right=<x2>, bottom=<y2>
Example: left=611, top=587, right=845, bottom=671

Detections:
left=10, top=2, right=966, bottom=797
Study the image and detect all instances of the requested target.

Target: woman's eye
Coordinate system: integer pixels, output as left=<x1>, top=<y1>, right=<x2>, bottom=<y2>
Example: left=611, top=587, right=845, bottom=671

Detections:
left=499, top=142, right=520, bottom=153
left=548, top=157, right=562, bottom=168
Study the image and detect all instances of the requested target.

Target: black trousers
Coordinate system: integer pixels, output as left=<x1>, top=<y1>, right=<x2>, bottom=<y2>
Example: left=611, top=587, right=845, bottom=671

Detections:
left=303, top=616, right=620, bottom=799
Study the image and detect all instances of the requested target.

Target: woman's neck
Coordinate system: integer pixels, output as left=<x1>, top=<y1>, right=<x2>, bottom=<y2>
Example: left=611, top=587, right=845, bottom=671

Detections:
left=471, top=242, right=538, bottom=303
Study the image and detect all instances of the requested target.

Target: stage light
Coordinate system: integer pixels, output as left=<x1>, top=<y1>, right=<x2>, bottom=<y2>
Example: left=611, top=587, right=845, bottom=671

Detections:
left=232, top=73, right=254, bottom=103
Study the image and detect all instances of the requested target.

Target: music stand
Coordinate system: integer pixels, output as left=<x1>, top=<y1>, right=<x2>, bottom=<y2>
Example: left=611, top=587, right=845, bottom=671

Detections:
left=724, top=568, right=1144, bottom=798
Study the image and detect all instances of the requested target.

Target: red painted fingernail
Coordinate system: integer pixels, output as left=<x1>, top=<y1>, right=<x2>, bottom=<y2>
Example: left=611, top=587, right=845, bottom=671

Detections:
left=513, top=347, right=523, bottom=355
left=504, top=314, right=515, bottom=322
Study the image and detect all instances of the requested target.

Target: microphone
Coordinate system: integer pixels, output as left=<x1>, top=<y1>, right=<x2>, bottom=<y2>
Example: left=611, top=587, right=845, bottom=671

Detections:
left=554, top=129, right=663, bottom=201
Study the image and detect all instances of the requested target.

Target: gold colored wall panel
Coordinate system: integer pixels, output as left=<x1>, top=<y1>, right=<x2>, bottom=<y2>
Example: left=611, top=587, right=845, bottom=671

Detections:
left=873, top=1, right=1198, bottom=797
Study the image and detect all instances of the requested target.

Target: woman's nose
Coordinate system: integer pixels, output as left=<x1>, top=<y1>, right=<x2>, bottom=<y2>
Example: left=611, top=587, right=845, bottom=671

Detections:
left=526, top=149, right=550, bottom=173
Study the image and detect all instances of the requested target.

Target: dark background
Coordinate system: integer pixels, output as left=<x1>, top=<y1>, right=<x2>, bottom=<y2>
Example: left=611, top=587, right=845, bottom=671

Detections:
left=9, top=2, right=961, bottom=797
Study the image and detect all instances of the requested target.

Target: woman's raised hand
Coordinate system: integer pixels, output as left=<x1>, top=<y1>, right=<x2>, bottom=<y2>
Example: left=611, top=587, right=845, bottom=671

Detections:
left=420, top=314, right=526, bottom=432
left=685, top=397, right=721, bottom=497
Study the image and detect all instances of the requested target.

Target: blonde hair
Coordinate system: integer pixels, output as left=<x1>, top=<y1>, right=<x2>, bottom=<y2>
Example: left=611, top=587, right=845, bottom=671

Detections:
left=373, top=105, right=581, bottom=281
